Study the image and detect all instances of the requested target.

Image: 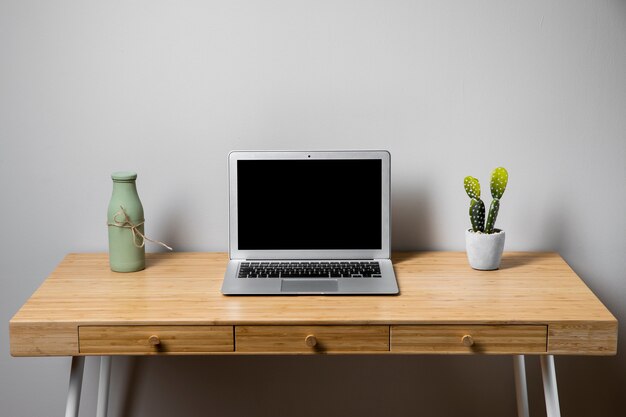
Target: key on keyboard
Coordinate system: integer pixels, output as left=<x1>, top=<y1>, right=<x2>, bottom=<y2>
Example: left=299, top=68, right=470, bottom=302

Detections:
left=238, top=261, right=381, bottom=278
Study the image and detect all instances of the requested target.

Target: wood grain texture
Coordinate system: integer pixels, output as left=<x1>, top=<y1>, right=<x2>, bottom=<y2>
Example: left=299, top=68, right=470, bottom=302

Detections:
left=79, top=326, right=233, bottom=355
left=548, top=322, right=618, bottom=355
left=9, top=252, right=618, bottom=356
left=235, top=326, right=389, bottom=353
left=9, top=322, right=78, bottom=356
left=391, top=325, right=547, bottom=354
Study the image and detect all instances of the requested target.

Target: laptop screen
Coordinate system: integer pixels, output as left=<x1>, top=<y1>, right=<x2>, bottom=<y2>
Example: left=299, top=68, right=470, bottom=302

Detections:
left=237, top=159, right=382, bottom=250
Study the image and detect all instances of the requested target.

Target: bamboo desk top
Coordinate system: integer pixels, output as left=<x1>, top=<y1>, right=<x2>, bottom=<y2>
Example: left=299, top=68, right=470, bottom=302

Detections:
left=9, top=252, right=617, bottom=357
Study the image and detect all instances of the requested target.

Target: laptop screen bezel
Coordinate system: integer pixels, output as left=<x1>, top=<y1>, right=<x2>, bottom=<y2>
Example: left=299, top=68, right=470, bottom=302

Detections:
left=228, top=150, right=391, bottom=260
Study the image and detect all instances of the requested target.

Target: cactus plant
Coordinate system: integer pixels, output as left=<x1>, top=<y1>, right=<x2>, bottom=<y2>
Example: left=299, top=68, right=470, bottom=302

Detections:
left=464, top=167, right=508, bottom=234
left=464, top=176, right=485, bottom=232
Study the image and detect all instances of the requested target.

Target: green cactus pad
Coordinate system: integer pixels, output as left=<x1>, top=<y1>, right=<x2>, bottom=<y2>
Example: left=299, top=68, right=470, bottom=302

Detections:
left=485, top=198, right=500, bottom=234
left=490, top=167, right=508, bottom=199
left=469, top=198, right=485, bottom=232
left=464, top=176, right=481, bottom=199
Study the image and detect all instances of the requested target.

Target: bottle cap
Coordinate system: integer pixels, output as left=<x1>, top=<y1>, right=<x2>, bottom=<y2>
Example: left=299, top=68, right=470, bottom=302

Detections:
left=111, top=171, right=138, bottom=181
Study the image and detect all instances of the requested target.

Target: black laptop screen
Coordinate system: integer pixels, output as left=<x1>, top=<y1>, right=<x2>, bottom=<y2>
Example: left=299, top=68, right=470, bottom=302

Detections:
left=237, top=159, right=382, bottom=250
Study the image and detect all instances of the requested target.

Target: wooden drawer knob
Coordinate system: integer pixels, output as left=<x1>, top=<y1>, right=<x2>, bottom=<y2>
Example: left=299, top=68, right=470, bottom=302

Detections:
left=305, top=334, right=317, bottom=347
left=148, top=335, right=161, bottom=346
left=462, top=334, right=474, bottom=347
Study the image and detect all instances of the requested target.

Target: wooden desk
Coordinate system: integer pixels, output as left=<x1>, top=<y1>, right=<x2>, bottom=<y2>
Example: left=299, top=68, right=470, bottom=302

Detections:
left=9, top=252, right=618, bottom=417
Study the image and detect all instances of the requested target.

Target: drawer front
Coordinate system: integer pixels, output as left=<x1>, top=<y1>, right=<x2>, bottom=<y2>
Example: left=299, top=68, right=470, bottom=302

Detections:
left=79, top=326, right=234, bottom=354
left=235, top=326, right=390, bottom=353
left=391, top=325, right=547, bottom=354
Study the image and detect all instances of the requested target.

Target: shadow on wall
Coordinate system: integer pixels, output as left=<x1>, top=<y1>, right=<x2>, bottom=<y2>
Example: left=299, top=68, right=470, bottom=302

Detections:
left=154, top=199, right=194, bottom=253
left=542, top=200, right=570, bottom=253
left=115, top=356, right=142, bottom=417
left=108, top=355, right=520, bottom=417
left=557, top=354, right=626, bottom=417
left=391, top=184, right=434, bottom=250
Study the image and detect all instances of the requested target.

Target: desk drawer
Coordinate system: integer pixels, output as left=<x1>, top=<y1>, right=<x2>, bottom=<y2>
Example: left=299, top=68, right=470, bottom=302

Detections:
left=79, top=326, right=234, bottom=354
left=391, top=325, right=547, bottom=354
left=235, top=326, right=389, bottom=353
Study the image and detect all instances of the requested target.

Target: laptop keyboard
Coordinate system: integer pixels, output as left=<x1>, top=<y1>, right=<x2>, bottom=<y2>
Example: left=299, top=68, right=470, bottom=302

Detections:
left=238, top=261, right=382, bottom=278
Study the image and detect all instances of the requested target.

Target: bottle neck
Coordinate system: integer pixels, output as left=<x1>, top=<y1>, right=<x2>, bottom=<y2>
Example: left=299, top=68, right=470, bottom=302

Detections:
left=112, top=180, right=137, bottom=191
left=111, top=180, right=140, bottom=203
left=109, top=179, right=143, bottom=221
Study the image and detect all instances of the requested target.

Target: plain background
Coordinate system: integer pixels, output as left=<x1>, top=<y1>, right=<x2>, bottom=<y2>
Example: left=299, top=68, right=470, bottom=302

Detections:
left=1, top=1, right=625, bottom=416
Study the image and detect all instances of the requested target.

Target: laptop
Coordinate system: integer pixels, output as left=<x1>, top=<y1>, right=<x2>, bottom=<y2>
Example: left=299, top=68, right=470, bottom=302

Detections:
left=221, top=150, right=399, bottom=295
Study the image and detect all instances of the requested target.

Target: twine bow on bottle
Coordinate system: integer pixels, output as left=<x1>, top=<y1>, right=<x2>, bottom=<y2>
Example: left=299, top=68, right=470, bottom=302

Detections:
left=107, top=206, right=173, bottom=251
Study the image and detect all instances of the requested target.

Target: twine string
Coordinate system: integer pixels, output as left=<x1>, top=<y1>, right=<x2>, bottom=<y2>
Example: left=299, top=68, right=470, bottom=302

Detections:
left=107, top=205, right=173, bottom=251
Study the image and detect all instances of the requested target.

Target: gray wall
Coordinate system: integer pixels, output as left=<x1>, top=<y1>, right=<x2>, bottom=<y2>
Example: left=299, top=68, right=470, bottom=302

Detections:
left=1, top=1, right=625, bottom=416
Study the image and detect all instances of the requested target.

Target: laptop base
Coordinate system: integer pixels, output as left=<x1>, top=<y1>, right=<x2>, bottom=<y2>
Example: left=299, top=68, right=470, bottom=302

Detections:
left=221, top=259, right=399, bottom=295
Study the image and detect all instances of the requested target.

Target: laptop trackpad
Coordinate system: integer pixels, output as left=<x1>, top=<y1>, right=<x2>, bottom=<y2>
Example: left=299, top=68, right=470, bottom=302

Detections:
left=281, top=279, right=339, bottom=293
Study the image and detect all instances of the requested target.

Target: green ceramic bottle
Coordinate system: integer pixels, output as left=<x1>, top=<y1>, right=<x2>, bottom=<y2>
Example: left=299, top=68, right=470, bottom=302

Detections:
left=107, top=171, right=145, bottom=272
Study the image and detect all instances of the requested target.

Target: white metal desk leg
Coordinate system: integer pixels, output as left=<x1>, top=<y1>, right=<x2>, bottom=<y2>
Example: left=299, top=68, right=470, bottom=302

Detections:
left=513, top=355, right=530, bottom=417
left=65, top=356, right=85, bottom=417
left=541, top=355, right=561, bottom=417
left=97, top=356, right=112, bottom=417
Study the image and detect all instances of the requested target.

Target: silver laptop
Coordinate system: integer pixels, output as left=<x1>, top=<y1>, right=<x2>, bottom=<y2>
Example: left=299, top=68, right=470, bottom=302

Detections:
left=221, top=150, right=399, bottom=295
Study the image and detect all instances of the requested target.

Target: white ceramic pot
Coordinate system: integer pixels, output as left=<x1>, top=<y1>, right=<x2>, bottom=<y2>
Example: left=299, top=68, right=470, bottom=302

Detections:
left=465, top=229, right=505, bottom=270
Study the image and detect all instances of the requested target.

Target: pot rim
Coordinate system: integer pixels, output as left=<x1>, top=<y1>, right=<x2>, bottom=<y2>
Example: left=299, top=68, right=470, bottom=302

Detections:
left=466, top=228, right=504, bottom=235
